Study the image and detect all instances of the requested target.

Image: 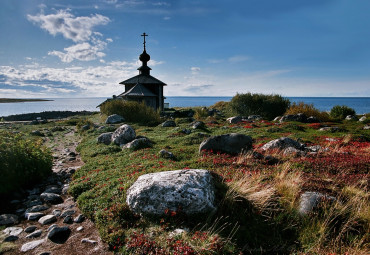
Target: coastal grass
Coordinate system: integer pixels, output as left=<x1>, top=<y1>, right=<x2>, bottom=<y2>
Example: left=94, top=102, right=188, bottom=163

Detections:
left=1, top=111, right=368, bottom=254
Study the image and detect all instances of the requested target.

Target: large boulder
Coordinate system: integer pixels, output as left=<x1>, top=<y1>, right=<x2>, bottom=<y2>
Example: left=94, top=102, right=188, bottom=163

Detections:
left=122, top=138, right=152, bottom=151
left=105, top=114, right=125, bottom=124
left=161, top=120, right=176, bottom=127
left=261, top=137, right=302, bottom=151
left=126, top=169, right=216, bottom=216
left=97, top=132, right=113, bottom=145
left=199, top=133, right=253, bottom=155
left=111, top=124, right=136, bottom=145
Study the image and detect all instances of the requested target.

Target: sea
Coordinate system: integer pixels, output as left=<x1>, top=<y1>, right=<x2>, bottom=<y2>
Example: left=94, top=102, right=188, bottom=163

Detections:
left=0, top=97, right=369, bottom=117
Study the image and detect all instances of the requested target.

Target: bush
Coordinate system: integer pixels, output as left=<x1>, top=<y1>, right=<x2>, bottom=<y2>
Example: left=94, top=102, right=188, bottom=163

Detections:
left=285, top=102, right=331, bottom=122
left=194, top=107, right=209, bottom=120
left=0, top=131, right=53, bottom=195
left=100, top=100, right=160, bottom=125
left=229, top=93, right=290, bottom=120
left=330, top=105, right=356, bottom=120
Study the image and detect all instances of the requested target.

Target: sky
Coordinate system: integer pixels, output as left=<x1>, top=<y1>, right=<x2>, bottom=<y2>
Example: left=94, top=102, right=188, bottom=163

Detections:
left=0, top=0, right=369, bottom=98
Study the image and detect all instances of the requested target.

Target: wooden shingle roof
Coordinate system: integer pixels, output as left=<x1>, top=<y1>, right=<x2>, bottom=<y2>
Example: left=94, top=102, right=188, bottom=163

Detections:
left=118, top=83, right=157, bottom=97
left=119, top=74, right=166, bottom=86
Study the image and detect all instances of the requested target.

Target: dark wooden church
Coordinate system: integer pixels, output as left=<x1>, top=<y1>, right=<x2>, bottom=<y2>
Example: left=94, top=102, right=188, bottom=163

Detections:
left=117, top=33, right=166, bottom=111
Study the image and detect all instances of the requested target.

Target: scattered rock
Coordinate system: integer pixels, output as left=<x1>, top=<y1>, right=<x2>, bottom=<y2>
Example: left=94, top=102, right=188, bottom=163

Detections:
left=264, top=155, right=279, bottom=165
left=161, top=120, right=176, bottom=127
left=306, top=116, right=320, bottom=123
left=47, top=224, right=58, bottom=232
left=359, top=116, right=367, bottom=122
left=81, top=238, right=98, bottom=244
left=3, top=227, right=23, bottom=236
left=31, top=130, right=44, bottom=136
left=191, top=121, right=205, bottom=129
left=199, top=133, right=253, bottom=155
left=25, top=204, right=49, bottom=214
left=279, top=113, right=307, bottom=123
left=60, top=209, right=75, bottom=218
left=261, top=137, right=302, bottom=151
left=319, top=127, right=341, bottom=132
left=63, top=215, right=73, bottom=224
left=25, top=225, right=37, bottom=233
left=38, top=215, right=57, bottom=225
left=283, top=147, right=306, bottom=157
left=248, top=115, right=262, bottom=120
left=76, top=226, right=84, bottom=231
left=126, top=169, right=216, bottom=216
left=181, top=128, right=191, bottom=134
left=20, top=239, right=45, bottom=252
left=52, top=209, right=62, bottom=217
left=0, top=214, right=19, bottom=225
left=26, top=230, right=42, bottom=238
left=40, top=193, right=63, bottom=204
left=111, top=124, right=136, bottom=145
left=169, top=228, right=188, bottom=238
left=47, top=226, right=71, bottom=243
left=4, top=235, right=19, bottom=242
left=26, top=212, right=44, bottom=221
left=345, top=115, right=358, bottom=121
left=97, top=132, right=113, bottom=145
left=74, top=214, right=85, bottom=223
left=105, top=114, right=125, bottom=124
left=364, top=125, right=370, bottom=130
left=122, top=137, right=152, bottom=150
left=227, top=116, right=242, bottom=124
left=159, top=149, right=175, bottom=159
left=298, top=192, right=336, bottom=215
left=44, top=185, right=61, bottom=194
left=81, top=124, right=90, bottom=131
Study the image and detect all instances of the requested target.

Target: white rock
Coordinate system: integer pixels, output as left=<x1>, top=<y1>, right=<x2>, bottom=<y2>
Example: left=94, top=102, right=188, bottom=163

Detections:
left=111, top=124, right=136, bottom=145
left=298, top=192, right=336, bottom=215
left=81, top=238, right=98, bottom=244
left=261, top=137, right=302, bottom=151
left=3, top=227, right=23, bottom=236
left=20, top=239, right=45, bottom=252
left=105, top=114, right=125, bottom=124
left=126, top=169, right=216, bottom=216
left=38, top=215, right=57, bottom=225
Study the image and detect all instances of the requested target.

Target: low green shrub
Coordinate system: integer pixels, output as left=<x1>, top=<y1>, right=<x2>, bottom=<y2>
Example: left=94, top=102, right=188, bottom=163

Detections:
left=100, top=100, right=160, bottom=125
left=0, top=131, right=53, bottom=195
left=229, top=93, right=290, bottom=120
left=285, top=102, right=331, bottom=122
left=193, top=107, right=209, bottom=120
left=330, top=105, right=356, bottom=120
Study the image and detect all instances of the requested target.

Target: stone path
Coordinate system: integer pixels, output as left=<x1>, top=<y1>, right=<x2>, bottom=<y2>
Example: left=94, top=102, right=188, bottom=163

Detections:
left=0, top=128, right=112, bottom=255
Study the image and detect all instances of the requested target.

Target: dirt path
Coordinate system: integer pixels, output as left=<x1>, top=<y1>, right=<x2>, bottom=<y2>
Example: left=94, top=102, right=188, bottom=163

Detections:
left=0, top=127, right=112, bottom=255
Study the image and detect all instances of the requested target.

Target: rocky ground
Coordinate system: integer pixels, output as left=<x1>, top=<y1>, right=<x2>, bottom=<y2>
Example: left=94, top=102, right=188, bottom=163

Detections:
left=0, top=127, right=112, bottom=255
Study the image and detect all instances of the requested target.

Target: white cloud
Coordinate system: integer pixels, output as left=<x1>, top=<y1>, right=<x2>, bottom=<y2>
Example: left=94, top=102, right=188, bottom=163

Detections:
left=48, top=42, right=107, bottom=62
left=27, top=9, right=111, bottom=63
left=190, top=67, right=200, bottom=74
left=27, top=9, right=110, bottom=43
left=228, top=55, right=250, bottom=63
left=163, top=16, right=171, bottom=20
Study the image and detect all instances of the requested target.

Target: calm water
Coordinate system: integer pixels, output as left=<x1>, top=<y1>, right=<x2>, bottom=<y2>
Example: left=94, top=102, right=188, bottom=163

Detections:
left=0, top=97, right=369, bottom=117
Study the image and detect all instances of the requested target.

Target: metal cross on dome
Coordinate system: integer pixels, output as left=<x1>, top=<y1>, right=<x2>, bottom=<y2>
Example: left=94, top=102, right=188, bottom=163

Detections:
left=141, top=32, right=148, bottom=50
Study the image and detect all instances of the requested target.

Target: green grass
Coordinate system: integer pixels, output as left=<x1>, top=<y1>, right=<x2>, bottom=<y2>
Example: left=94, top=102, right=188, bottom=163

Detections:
left=1, top=112, right=368, bottom=254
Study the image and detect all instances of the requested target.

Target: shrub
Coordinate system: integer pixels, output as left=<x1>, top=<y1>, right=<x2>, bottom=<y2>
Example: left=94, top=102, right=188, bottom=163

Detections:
left=100, top=100, right=160, bottom=125
left=194, top=107, right=209, bottom=120
left=229, top=93, right=290, bottom=120
left=330, top=105, right=356, bottom=120
left=285, top=102, right=331, bottom=122
left=0, top=131, right=53, bottom=195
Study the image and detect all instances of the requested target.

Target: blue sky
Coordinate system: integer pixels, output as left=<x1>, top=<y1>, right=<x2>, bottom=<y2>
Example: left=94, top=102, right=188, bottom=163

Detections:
left=0, top=0, right=369, bottom=98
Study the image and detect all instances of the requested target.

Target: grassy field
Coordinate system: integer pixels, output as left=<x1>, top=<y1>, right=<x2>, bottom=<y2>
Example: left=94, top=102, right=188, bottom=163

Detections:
left=1, top=110, right=369, bottom=254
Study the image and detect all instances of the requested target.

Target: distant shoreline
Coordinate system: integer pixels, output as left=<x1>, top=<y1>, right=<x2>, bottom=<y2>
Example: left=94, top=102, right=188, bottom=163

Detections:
left=0, top=98, right=53, bottom=103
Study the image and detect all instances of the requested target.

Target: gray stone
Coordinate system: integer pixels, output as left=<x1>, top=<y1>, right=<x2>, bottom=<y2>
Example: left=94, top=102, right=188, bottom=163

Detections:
left=52, top=209, right=62, bottom=217
left=298, top=192, right=336, bottom=215
left=0, top=214, right=19, bottom=225
left=63, top=215, right=73, bottom=224
left=47, top=224, right=58, bottom=232
left=4, top=235, right=18, bottom=242
left=261, top=137, right=302, bottom=151
left=20, top=239, right=45, bottom=252
left=81, top=238, right=98, bottom=244
left=25, top=225, right=37, bottom=233
left=31, top=130, right=44, bottom=136
left=38, top=215, right=57, bottom=225
left=44, top=185, right=61, bottom=194
left=319, top=126, right=340, bottom=132
left=279, top=113, right=307, bottom=123
left=40, top=193, right=63, bottom=204
left=306, top=145, right=322, bottom=153
left=47, top=226, right=71, bottom=243
left=199, top=133, right=253, bottom=155
left=359, top=116, right=367, bottom=122
left=25, top=204, right=49, bottom=214
left=191, top=121, right=205, bottom=129
left=74, top=214, right=85, bottom=223
left=364, top=125, right=370, bottom=130
left=26, top=212, right=44, bottom=221
left=345, top=115, right=358, bottom=121
left=264, top=155, right=279, bottom=165
left=97, top=132, right=113, bottom=145
left=283, top=147, right=305, bottom=157
left=159, top=149, right=175, bottom=159
left=81, top=124, right=90, bottom=130
left=248, top=115, right=262, bottom=120
left=3, top=226, right=23, bottom=236
left=161, top=120, right=176, bottom=127
left=26, top=230, right=42, bottom=238
left=227, top=116, right=242, bottom=124
left=76, top=226, right=84, bottom=231
left=122, top=138, right=152, bottom=151
left=111, top=124, right=136, bottom=145
left=169, top=228, right=188, bottom=238
left=105, top=114, right=125, bottom=124
left=126, top=169, right=216, bottom=216
left=306, top=116, right=320, bottom=123
left=60, top=209, right=75, bottom=218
